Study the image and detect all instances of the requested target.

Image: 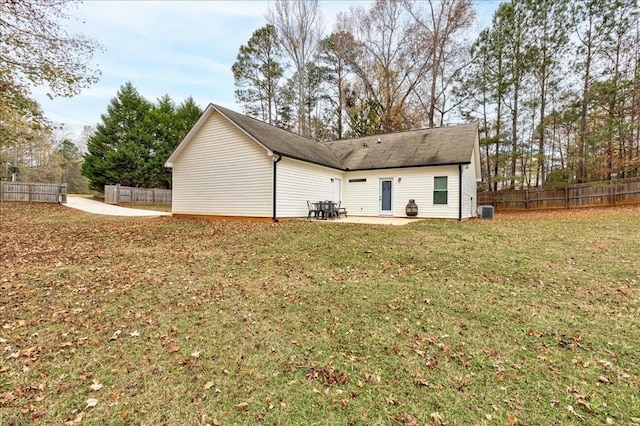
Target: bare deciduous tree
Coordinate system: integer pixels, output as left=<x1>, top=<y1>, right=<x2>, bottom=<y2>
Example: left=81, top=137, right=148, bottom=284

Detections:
left=337, top=0, right=431, bottom=133
left=403, top=0, right=475, bottom=127
left=0, top=0, right=101, bottom=149
left=267, top=0, right=323, bottom=137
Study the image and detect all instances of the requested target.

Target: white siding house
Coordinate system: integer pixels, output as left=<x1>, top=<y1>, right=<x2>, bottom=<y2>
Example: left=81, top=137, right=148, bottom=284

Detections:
left=166, top=104, right=481, bottom=220
left=342, top=166, right=468, bottom=219
left=461, top=142, right=480, bottom=219
left=169, top=110, right=272, bottom=217
left=276, top=158, right=345, bottom=218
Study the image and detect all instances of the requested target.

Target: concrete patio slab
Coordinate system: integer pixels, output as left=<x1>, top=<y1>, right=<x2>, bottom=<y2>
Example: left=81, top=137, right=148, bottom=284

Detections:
left=309, top=216, right=422, bottom=226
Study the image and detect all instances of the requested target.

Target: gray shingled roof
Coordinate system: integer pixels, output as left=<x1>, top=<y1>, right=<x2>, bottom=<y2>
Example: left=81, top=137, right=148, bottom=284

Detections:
left=213, top=104, right=477, bottom=171
left=323, top=123, right=479, bottom=170
left=212, top=104, right=344, bottom=169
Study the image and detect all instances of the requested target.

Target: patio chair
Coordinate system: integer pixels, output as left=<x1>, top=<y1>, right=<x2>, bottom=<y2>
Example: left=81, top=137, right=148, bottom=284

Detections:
left=318, top=200, right=332, bottom=219
left=327, top=201, right=338, bottom=219
left=335, top=201, right=347, bottom=218
left=307, top=201, right=320, bottom=219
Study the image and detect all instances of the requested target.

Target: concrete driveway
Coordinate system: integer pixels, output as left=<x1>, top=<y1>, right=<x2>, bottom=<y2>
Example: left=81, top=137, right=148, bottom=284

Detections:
left=64, top=196, right=171, bottom=217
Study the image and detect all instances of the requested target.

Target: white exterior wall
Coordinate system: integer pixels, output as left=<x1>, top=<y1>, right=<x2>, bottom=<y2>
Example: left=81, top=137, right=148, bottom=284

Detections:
left=276, top=157, right=345, bottom=217
left=171, top=112, right=273, bottom=216
left=461, top=150, right=479, bottom=219
left=342, top=166, right=461, bottom=218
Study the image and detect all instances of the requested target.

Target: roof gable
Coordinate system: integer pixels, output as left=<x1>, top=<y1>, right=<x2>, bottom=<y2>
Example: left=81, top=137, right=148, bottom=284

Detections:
left=211, top=104, right=344, bottom=169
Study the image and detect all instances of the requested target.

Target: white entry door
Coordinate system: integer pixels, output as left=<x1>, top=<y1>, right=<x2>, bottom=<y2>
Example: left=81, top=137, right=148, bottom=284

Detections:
left=379, top=178, right=393, bottom=215
left=333, top=178, right=342, bottom=203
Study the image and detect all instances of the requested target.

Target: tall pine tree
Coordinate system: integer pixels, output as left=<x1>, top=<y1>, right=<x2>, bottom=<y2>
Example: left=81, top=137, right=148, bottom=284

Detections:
left=232, top=25, right=284, bottom=125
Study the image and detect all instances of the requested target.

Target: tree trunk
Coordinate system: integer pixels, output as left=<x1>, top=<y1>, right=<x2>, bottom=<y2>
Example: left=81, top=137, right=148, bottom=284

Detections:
left=578, top=17, right=593, bottom=183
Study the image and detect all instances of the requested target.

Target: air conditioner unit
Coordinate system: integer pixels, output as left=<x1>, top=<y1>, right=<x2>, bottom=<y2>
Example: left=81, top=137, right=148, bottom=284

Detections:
left=478, top=205, right=494, bottom=220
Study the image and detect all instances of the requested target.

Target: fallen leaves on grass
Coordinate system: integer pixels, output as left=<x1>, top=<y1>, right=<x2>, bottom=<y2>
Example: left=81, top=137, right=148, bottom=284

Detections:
left=402, top=413, right=419, bottom=426
left=566, top=405, right=585, bottom=421
left=306, top=367, right=348, bottom=386
left=429, top=412, right=446, bottom=425
left=386, top=394, right=398, bottom=405
left=598, top=375, right=612, bottom=384
left=575, top=399, right=593, bottom=412
left=2, top=203, right=639, bottom=424
left=364, top=371, right=381, bottom=384
left=597, top=359, right=613, bottom=368
left=66, top=411, right=84, bottom=425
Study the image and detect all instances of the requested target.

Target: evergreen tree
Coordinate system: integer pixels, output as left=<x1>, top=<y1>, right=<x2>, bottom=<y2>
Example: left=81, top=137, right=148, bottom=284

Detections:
left=176, top=97, right=203, bottom=139
left=143, top=95, right=177, bottom=188
left=526, top=0, right=571, bottom=185
left=82, top=82, right=153, bottom=190
left=147, top=95, right=202, bottom=188
left=82, top=83, right=202, bottom=191
left=572, top=0, right=611, bottom=182
left=316, top=32, right=357, bottom=140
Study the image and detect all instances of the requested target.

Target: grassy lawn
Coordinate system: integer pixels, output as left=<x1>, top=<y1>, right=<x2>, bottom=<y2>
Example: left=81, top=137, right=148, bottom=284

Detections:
left=1, top=204, right=639, bottom=425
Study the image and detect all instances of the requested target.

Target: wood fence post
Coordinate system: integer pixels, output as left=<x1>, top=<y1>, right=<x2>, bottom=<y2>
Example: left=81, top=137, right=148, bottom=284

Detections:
left=525, top=189, right=529, bottom=210
left=565, top=186, right=569, bottom=209
left=29, top=183, right=33, bottom=202
left=611, top=182, right=615, bottom=207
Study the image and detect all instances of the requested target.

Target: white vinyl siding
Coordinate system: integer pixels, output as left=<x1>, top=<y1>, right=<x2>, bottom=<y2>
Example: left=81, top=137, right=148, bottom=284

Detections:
left=462, top=150, right=478, bottom=218
left=343, top=166, right=460, bottom=218
left=171, top=112, right=272, bottom=216
left=343, top=171, right=380, bottom=216
left=276, top=157, right=344, bottom=217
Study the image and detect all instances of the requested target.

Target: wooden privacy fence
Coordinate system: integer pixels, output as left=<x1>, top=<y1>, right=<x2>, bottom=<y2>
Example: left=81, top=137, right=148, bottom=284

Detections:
left=478, top=177, right=640, bottom=211
left=0, top=182, right=67, bottom=203
left=104, top=184, right=172, bottom=204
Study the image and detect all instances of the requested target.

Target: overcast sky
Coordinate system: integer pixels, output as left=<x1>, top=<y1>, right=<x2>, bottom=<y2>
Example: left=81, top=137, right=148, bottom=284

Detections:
left=33, top=0, right=502, bottom=140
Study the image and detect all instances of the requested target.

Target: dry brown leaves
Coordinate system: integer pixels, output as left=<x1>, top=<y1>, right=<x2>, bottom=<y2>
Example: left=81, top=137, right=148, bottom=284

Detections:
left=306, top=367, right=348, bottom=386
left=494, top=204, right=640, bottom=221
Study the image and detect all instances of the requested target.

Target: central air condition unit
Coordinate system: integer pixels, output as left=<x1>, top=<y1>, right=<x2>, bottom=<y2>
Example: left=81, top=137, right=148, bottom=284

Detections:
left=478, top=205, right=494, bottom=220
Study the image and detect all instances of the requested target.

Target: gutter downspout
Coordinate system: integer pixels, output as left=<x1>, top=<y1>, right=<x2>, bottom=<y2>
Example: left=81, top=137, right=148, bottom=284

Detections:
left=458, top=164, right=463, bottom=221
left=272, top=154, right=282, bottom=222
